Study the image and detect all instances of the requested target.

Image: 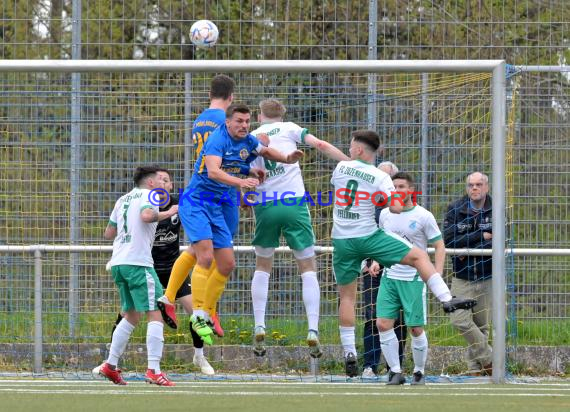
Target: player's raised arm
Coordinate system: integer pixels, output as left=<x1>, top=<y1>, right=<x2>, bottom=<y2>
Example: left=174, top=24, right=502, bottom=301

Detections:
left=304, top=134, right=350, bottom=162
left=140, top=205, right=178, bottom=223
left=205, top=154, right=259, bottom=189
left=259, top=146, right=304, bottom=164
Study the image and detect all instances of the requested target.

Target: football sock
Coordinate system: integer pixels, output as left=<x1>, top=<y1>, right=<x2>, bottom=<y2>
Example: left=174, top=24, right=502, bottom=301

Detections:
left=110, top=312, right=124, bottom=340
left=411, top=331, right=428, bottom=374
left=189, top=320, right=204, bottom=349
left=203, top=268, right=229, bottom=314
left=426, top=273, right=452, bottom=302
left=107, top=318, right=135, bottom=366
left=251, top=270, right=270, bottom=328
left=147, top=321, right=164, bottom=373
left=301, top=271, right=320, bottom=332
left=190, top=264, right=210, bottom=311
left=339, top=326, right=356, bottom=357
left=380, top=329, right=401, bottom=373
left=165, top=251, right=197, bottom=303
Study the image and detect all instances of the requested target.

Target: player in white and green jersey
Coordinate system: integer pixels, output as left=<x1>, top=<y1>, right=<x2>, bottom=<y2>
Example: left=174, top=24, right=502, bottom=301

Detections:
left=98, top=166, right=178, bottom=386
left=331, top=130, right=477, bottom=379
left=248, top=98, right=349, bottom=359
left=376, top=172, right=446, bottom=385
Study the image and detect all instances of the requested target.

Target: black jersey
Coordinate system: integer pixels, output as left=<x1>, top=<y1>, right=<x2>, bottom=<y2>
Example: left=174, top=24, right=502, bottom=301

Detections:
left=152, top=196, right=181, bottom=274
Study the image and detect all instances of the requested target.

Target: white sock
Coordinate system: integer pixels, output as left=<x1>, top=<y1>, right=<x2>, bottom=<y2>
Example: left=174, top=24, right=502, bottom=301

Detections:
left=194, top=347, right=204, bottom=357
left=301, top=271, right=320, bottom=332
left=107, top=318, right=135, bottom=366
left=193, top=309, right=208, bottom=319
left=339, top=326, right=356, bottom=357
left=251, top=271, right=270, bottom=328
left=411, top=331, right=428, bottom=374
left=380, top=329, right=401, bottom=373
left=426, top=273, right=452, bottom=302
left=146, top=321, right=164, bottom=373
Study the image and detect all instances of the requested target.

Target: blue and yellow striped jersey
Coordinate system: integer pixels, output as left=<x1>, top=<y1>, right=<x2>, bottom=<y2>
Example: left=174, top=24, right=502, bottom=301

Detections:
left=192, top=108, right=225, bottom=157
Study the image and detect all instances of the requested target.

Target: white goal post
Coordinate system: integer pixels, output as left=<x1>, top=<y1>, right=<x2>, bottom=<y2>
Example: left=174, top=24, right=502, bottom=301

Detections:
left=0, top=59, right=507, bottom=382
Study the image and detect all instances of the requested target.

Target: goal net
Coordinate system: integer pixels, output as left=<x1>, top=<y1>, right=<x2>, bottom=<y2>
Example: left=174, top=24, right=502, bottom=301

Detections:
left=0, top=61, right=505, bottom=381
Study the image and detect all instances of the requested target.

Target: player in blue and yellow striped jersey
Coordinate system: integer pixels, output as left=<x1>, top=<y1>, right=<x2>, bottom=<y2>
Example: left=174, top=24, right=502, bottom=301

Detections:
left=191, top=75, right=234, bottom=157
left=161, top=103, right=303, bottom=345
left=157, top=74, right=234, bottom=335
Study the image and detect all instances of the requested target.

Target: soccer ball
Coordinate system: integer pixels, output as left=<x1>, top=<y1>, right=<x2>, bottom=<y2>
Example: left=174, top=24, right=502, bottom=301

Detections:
left=190, top=20, right=219, bottom=49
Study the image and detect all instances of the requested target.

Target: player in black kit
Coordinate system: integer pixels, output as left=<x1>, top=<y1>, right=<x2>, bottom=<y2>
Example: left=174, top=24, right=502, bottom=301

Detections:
left=98, top=169, right=215, bottom=376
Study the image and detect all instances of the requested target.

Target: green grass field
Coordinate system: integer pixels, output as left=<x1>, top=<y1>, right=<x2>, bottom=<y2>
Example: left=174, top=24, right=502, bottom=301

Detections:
left=2, top=313, right=569, bottom=346
left=1, top=379, right=569, bottom=412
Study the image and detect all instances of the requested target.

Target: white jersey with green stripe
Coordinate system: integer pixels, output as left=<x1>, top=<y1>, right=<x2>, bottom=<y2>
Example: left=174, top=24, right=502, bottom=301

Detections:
left=331, top=160, right=395, bottom=239
left=379, top=205, right=442, bottom=281
left=250, top=121, right=308, bottom=202
left=108, top=187, right=159, bottom=268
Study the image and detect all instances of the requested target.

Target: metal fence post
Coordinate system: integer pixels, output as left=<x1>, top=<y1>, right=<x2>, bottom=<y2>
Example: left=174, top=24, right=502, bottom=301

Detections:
left=184, top=72, right=193, bottom=188
left=421, top=73, right=429, bottom=208
left=69, top=0, right=82, bottom=337
left=491, top=62, right=507, bottom=383
left=34, top=247, right=43, bottom=374
left=184, top=72, right=193, bottom=244
left=367, top=0, right=378, bottom=133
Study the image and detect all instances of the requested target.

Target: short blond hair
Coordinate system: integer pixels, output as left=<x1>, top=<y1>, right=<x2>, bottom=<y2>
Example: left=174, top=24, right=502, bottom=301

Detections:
left=259, top=98, right=286, bottom=119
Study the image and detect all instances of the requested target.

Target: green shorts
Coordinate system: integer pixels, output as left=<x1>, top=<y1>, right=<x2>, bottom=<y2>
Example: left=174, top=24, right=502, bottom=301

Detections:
left=253, top=198, right=315, bottom=250
left=377, top=275, right=427, bottom=327
left=332, top=229, right=411, bottom=286
left=111, top=264, right=163, bottom=313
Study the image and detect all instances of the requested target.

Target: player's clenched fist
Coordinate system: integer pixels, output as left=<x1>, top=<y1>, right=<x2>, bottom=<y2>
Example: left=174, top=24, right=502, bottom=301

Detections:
left=285, top=150, right=304, bottom=164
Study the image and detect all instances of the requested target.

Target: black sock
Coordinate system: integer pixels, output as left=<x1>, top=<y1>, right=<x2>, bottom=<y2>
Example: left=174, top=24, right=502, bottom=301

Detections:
left=111, top=313, right=123, bottom=340
left=190, top=320, right=204, bottom=349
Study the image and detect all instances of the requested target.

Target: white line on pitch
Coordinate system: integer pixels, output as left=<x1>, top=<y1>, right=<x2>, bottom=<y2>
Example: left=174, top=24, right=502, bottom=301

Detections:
left=1, top=383, right=570, bottom=392
left=0, top=388, right=569, bottom=397
left=1, top=384, right=568, bottom=392
left=1, top=379, right=569, bottom=389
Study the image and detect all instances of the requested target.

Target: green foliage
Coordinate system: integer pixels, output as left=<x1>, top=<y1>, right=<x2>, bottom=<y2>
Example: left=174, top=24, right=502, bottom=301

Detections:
left=1, top=1, right=569, bottom=63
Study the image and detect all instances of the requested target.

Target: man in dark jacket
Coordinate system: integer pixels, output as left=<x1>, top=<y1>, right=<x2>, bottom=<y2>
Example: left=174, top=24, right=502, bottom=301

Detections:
left=443, top=172, right=493, bottom=376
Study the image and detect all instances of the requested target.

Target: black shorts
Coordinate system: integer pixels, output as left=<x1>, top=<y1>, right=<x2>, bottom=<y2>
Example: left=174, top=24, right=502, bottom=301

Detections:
left=156, top=268, right=191, bottom=299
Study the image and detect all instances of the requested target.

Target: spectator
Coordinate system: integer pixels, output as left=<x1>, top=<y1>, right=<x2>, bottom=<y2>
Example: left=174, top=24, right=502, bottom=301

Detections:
left=443, top=172, right=493, bottom=376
